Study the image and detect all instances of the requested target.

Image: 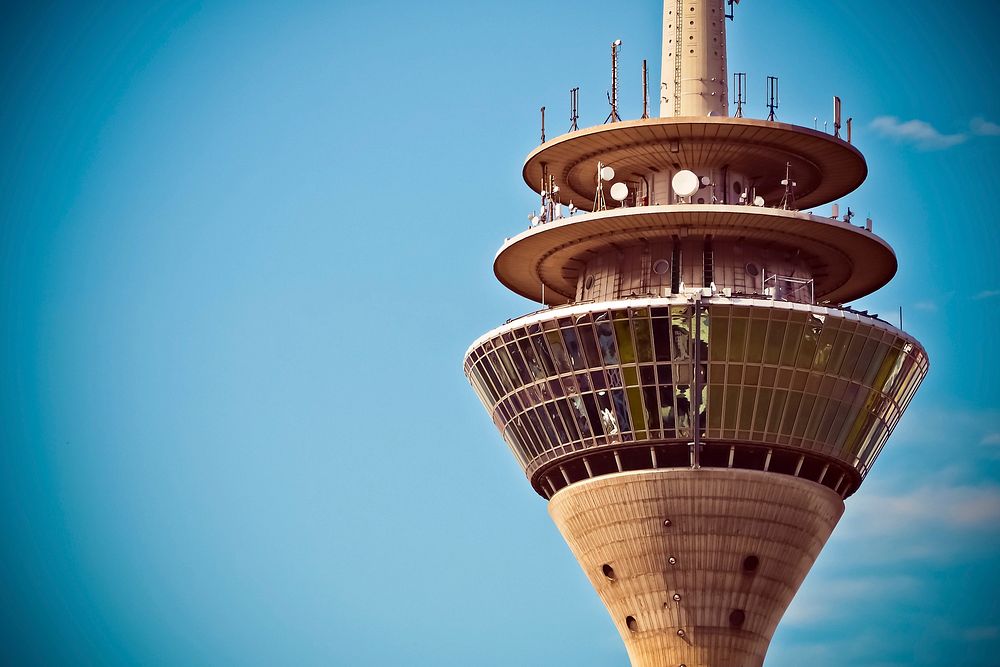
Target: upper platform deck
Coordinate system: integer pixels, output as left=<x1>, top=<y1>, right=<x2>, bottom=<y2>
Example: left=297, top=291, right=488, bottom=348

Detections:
left=495, top=204, right=896, bottom=306
left=524, top=117, right=867, bottom=212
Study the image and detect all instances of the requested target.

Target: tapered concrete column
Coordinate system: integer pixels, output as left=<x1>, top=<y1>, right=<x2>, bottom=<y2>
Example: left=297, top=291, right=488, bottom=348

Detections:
left=660, top=0, right=729, bottom=117
left=548, top=469, right=844, bottom=667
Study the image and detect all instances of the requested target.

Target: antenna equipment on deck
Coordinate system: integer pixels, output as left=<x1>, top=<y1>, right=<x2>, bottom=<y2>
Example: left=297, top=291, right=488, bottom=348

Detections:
left=725, top=0, right=740, bottom=20
left=734, top=72, right=747, bottom=118
left=833, top=96, right=842, bottom=138
left=594, top=162, right=613, bottom=210
left=779, top=162, right=797, bottom=210
left=641, top=60, right=650, bottom=119
left=671, top=170, right=700, bottom=199
left=610, top=182, right=629, bottom=203
left=569, top=87, right=580, bottom=132
left=766, top=76, right=778, bottom=121
left=605, top=39, right=622, bottom=123
left=847, top=117, right=853, bottom=143
left=540, top=106, right=546, bottom=144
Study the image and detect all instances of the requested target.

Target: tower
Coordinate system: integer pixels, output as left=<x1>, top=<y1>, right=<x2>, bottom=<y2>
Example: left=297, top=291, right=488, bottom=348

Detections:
left=463, top=2, right=928, bottom=665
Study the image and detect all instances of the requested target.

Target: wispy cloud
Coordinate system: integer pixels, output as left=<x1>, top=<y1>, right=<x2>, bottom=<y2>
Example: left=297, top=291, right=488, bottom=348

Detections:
left=981, top=433, right=1000, bottom=446
left=971, top=116, right=1000, bottom=136
left=973, top=289, right=1000, bottom=300
left=870, top=116, right=967, bottom=149
left=913, top=300, right=937, bottom=312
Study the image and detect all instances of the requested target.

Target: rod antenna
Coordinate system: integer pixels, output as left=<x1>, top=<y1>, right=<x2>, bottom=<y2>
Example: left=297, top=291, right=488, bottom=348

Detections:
left=605, top=39, right=622, bottom=123
left=641, top=59, right=649, bottom=119
left=766, top=75, right=778, bottom=121
left=734, top=72, right=747, bottom=118
left=569, top=87, right=580, bottom=132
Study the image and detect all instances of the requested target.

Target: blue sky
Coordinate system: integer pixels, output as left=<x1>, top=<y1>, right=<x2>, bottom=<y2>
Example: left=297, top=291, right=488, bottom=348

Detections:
left=0, top=1, right=997, bottom=665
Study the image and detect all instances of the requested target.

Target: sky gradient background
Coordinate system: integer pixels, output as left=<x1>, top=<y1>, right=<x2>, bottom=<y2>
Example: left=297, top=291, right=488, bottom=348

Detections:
left=1, top=1, right=998, bottom=665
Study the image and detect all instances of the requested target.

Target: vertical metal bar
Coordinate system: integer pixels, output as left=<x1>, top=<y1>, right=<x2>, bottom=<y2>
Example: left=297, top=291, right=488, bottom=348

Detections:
left=692, top=298, right=701, bottom=469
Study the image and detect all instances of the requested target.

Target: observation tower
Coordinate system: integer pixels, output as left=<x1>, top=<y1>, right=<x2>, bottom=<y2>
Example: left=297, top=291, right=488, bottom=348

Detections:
left=463, top=2, right=928, bottom=665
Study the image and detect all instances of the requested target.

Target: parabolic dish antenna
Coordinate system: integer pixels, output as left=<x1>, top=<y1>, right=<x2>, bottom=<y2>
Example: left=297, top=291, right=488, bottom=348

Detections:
left=672, top=170, right=700, bottom=198
left=610, top=182, right=629, bottom=202
left=600, top=165, right=616, bottom=181
left=753, top=195, right=766, bottom=207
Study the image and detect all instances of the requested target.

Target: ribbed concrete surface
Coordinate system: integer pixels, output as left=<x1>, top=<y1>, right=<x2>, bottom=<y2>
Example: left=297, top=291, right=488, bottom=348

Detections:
left=548, top=468, right=844, bottom=667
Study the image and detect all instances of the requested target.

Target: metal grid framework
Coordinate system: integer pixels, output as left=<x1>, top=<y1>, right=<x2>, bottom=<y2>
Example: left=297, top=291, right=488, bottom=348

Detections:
left=464, top=298, right=927, bottom=491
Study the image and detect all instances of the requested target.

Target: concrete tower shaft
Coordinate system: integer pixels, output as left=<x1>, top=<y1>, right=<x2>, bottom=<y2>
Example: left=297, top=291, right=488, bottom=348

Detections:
left=660, top=0, right=729, bottom=118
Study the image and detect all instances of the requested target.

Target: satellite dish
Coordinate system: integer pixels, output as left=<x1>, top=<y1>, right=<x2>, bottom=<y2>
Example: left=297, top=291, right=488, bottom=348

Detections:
left=753, top=195, right=765, bottom=207
left=531, top=215, right=541, bottom=226
left=600, top=165, right=615, bottom=181
left=700, top=176, right=712, bottom=186
left=672, top=170, right=700, bottom=198
left=610, top=182, right=629, bottom=202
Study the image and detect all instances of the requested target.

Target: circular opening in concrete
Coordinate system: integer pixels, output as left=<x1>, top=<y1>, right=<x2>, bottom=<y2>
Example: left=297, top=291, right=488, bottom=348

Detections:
left=742, top=555, right=760, bottom=573
left=626, top=616, right=638, bottom=632
left=672, top=593, right=682, bottom=602
left=662, top=518, right=672, bottom=527
left=602, top=563, right=616, bottom=581
left=668, top=556, right=677, bottom=566
left=729, top=609, right=746, bottom=628
left=585, top=275, right=595, bottom=290
left=653, top=259, right=670, bottom=276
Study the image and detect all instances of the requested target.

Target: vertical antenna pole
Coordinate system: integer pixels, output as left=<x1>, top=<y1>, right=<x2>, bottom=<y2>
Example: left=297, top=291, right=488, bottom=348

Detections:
left=540, top=106, right=546, bottom=143
left=569, top=87, right=580, bottom=131
left=734, top=72, right=746, bottom=118
left=833, top=96, right=842, bottom=138
left=766, top=76, right=778, bottom=121
left=641, top=59, right=649, bottom=119
left=899, top=305, right=903, bottom=329
left=847, top=117, right=853, bottom=143
left=606, top=40, right=622, bottom=123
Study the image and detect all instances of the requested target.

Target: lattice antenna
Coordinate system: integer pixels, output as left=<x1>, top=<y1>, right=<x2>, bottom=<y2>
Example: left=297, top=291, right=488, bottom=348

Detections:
left=779, top=161, right=797, bottom=210
left=766, top=76, right=778, bottom=121
left=724, top=0, right=740, bottom=20
left=605, top=39, right=622, bottom=123
left=569, top=87, right=580, bottom=132
left=734, top=72, right=747, bottom=118
left=540, top=106, right=546, bottom=143
left=641, top=60, right=649, bottom=119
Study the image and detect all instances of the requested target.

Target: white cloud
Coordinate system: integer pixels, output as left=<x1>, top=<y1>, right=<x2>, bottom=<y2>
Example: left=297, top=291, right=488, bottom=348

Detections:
left=870, top=116, right=967, bottom=149
left=973, top=289, right=1000, bottom=300
left=964, top=626, right=1000, bottom=642
left=971, top=117, right=1000, bottom=136
left=913, top=300, right=937, bottom=312
left=981, top=433, right=1000, bottom=446
left=784, top=575, right=919, bottom=625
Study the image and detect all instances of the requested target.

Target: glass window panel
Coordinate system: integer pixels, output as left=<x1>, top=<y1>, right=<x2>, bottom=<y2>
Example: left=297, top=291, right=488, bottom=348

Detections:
left=780, top=323, right=804, bottom=366
left=708, top=385, right=724, bottom=431
left=766, top=389, right=788, bottom=434
left=590, top=370, right=607, bottom=390
left=640, top=365, right=655, bottom=385
left=728, top=318, right=748, bottom=362
left=764, top=321, right=786, bottom=365
left=576, top=322, right=603, bottom=368
left=795, top=319, right=820, bottom=369
left=724, top=386, right=741, bottom=431
left=627, top=386, right=647, bottom=438
left=709, top=311, right=728, bottom=362
left=675, top=386, right=691, bottom=436
left=556, top=399, right=581, bottom=443
left=738, top=387, right=756, bottom=434
left=623, top=366, right=639, bottom=387
left=781, top=392, right=803, bottom=435
left=761, top=365, right=777, bottom=387
left=560, top=327, right=588, bottom=371
left=569, top=395, right=593, bottom=439
left=659, top=386, right=676, bottom=435
left=632, top=314, right=654, bottom=363
left=861, top=341, right=890, bottom=387
left=753, top=387, right=773, bottom=432
left=652, top=317, right=672, bottom=362
left=545, top=330, right=574, bottom=374
left=744, top=364, right=761, bottom=386
left=657, top=364, right=673, bottom=384
left=612, top=389, right=632, bottom=433
left=746, top=318, right=767, bottom=364
left=596, top=318, right=619, bottom=365
left=505, top=342, right=533, bottom=385
left=813, top=321, right=839, bottom=372
left=839, top=334, right=868, bottom=380
left=596, top=391, right=620, bottom=439
left=792, top=394, right=815, bottom=438
left=582, top=393, right=603, bottom=436
left=614, top=319, right=636, bottom=364
left=517, top=337, right=545, bottom=381
left=530, top=334, right=557, bottom=377
left=643, top=386, right=663, bottom=433
left=670, top=307, right=692, bottom=361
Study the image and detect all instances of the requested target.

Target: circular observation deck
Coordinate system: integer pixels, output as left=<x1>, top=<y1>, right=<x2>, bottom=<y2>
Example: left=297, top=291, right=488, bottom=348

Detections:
left=524, top=117, right=867, bottom=212
left=495, top=204, right=897, bottom=306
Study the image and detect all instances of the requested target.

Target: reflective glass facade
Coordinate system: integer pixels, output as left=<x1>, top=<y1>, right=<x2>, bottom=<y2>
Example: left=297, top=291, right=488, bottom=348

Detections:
left=464, top=297, right=927, bottom=490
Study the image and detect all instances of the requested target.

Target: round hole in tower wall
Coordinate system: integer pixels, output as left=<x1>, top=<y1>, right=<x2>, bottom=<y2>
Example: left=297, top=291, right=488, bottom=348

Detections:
left=733, top=180, right=743, bottom=195
left=626, top=616, right=638, bottom=632
left=585, top=275, right=595, bottom=290
left=653, top=259, right=670, bottom=275
left=745, top=263, right=759, bottom=277
left=742, top=555, right=760, bottom=573
left=729, top=609, right=747, bottom=628
left=602, top=563, right=616, bottom=581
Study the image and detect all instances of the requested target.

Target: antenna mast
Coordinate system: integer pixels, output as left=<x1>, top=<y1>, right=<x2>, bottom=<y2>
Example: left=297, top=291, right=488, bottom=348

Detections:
left=605, top=39, right=622, bottom=123
left=766, top=75, right=778, bottom=121
left=569, top=87, right=580, bottom=132
left=734, top=72, right=746, bottom=118
left=833, top=96, right=842, bottom=138
left=641, top=60, right=649, bottom=119
left=540, top=106, right=546, bottom=144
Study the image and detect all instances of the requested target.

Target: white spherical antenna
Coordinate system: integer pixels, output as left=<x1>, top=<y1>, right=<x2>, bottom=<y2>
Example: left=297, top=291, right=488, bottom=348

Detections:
left=700, top=175, right=712, bottom=186
left=753, top=195, right=765, bottom=207
left=610, top=182, right=629, bottom=202
left=600, top=165, right=616, bottom=181
left=671, top=170, right=700, bottom=198
left=530, top=215, right=541, bottom=226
